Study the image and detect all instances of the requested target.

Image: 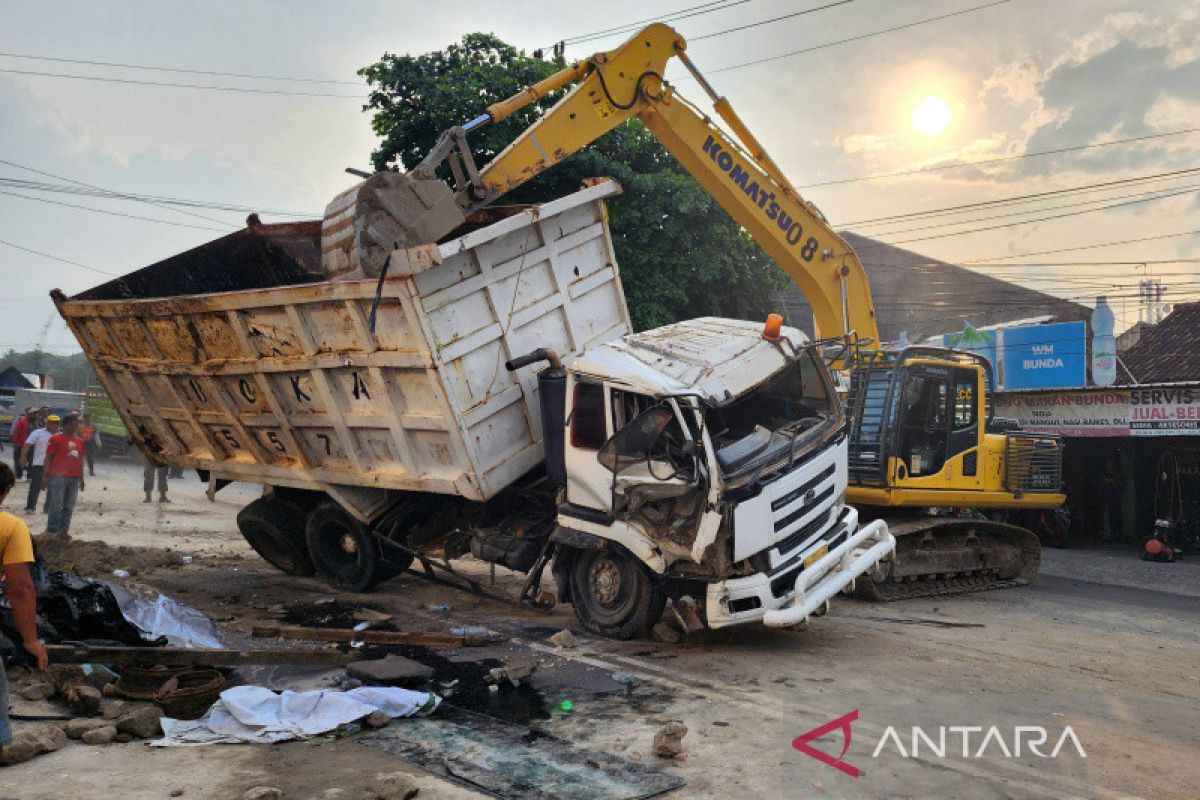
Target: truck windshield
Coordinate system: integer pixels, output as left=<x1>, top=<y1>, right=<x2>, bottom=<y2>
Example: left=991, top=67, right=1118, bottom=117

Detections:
left=706, top=349, right=840, bottom=483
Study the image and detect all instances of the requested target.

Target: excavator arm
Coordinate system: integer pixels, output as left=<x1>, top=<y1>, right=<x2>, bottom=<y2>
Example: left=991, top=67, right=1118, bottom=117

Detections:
left=364, top=23, right=880, bottom=346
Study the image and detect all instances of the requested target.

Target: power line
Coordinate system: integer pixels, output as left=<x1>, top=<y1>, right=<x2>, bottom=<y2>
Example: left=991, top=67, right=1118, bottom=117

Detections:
left=860, top=184, right=1199, bottom=248
left=690, top=0, right=854, bottom=41
left=802, top=127, right=1200, bottom=189
left=854, top=183, right=1200, bottom=238
left=0, top=189, right=230, bottom=232
left=0, top=67, right=369, bottom=98
left=958, top=229, right=1200, bottom=263
left=839, top=167, right=1200, bottom=227
left=711, top=0, right=1010, bottom=73
left=0, top=158, right=232, bottom=227
left=558, top=1, right=751, bottom=46
left=0, top=51, right=361, bottom=85
left=0, top=176, right=314, bottom=218
left=0, top=238, right=116, bottom=276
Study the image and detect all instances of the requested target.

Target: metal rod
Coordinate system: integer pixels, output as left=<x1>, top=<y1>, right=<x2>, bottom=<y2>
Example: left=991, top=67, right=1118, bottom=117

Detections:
left=462, top=113, right=491, bottom=133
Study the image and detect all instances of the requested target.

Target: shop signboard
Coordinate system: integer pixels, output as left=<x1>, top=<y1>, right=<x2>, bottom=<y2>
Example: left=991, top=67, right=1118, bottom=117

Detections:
left=1001, top=321, right=1087, bottom=390
left=996, top=385, right=1200, bottom=437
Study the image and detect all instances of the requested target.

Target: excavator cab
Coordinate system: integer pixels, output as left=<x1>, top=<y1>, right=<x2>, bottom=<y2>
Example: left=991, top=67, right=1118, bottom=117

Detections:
left=847, top=347, right=1064, bottom=506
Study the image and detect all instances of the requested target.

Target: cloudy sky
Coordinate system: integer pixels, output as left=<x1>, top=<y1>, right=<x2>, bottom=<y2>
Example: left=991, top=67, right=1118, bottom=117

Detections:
left=2, top=0, right=1198, bottom=354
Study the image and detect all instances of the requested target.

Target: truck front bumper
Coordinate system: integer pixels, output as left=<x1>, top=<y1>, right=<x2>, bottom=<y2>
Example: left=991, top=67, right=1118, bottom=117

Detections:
left=704, top=516, right=895, bottom=629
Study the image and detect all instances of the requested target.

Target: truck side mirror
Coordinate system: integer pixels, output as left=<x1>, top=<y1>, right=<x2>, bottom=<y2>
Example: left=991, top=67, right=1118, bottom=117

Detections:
left=598, top=407, right=674, bottom=473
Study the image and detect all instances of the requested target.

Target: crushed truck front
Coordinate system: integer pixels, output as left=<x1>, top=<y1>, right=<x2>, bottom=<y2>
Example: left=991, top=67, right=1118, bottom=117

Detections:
left=561, top=317, right=894, bottom=629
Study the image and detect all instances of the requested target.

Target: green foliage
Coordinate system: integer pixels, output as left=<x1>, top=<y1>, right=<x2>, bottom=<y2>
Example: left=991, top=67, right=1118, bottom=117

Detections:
left=360, top=34, right=789, bottom=331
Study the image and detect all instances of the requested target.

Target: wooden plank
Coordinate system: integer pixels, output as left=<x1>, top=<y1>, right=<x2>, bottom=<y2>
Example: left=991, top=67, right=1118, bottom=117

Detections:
left=45, top=644, right=360, bottom=667
left=252, top=624, right=470, bottom=648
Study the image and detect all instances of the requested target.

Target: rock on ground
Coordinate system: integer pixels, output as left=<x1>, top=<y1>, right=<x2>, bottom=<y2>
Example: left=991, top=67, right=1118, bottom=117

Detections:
left=549, top=629, right=577, bottom=648
left=362, top=711, right=391, bottom=730
left=82, top=726, right=118, bottom=745
left=652, top=721, right=688, bottom=758
left=65, top=684, right=103, bottom=715
left=242, top=788, right=283, bottom=800
left=66, top=717, right=112, bottom=739
left=116, top=704, right=164, bottom=739
left=20, top=681, right=56, bottom=701
left=373, top=771, right=419, bottom=800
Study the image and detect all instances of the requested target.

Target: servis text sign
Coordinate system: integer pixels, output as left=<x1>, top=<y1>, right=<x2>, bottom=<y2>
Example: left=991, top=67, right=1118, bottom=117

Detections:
left=792, top=710, right=1086, bottom=778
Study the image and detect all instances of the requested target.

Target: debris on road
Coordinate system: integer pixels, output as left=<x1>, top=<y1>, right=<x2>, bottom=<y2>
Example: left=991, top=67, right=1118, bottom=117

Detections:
left=548, top=629, right=577, bottom=648
left=346, top=655, right=435, bottom=685
left=242, top=788, right=283, bottom=800
left=652, top=721, right=688, bottom=759
left=485, top=659, right=538, bottom=686
left=253, top=622, right=500, bottom=648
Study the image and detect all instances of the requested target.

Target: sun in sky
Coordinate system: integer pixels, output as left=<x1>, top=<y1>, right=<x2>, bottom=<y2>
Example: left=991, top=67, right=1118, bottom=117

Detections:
left=911, top=96, right=951, bottom=136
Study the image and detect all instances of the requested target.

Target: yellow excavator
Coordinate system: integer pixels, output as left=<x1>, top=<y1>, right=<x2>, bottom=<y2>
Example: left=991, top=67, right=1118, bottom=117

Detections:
left=335, top=22, right=1065, bottom=600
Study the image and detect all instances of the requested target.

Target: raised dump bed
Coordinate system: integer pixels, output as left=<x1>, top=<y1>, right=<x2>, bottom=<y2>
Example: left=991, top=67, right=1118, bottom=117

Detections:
left=54, top=180, right=631, bottom=521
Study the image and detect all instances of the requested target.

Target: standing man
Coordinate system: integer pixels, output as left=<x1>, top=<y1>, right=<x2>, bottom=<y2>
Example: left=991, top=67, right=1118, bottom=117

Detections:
left=9, top=408, right=34, bottom=481
left=20, top=415, right=56, bottom=514
left=45, top=414, right=85, bottom=535
left=144, top=454, right=169, bottom=504
left=80, top=413, right=101, bottom=477
left=0, top=461, right=49, bottom=758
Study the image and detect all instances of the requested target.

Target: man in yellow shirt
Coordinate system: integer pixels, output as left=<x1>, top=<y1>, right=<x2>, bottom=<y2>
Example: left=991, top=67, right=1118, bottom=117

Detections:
left=0, top=461, right=48, bottom=753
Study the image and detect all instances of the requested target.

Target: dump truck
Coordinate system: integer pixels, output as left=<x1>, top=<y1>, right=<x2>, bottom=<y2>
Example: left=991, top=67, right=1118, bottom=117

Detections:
left=53, top=180, right=893, bottom=639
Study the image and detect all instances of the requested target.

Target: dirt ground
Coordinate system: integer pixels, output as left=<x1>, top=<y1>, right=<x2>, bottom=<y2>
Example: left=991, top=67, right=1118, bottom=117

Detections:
left=2, top=458, right=1198, bottom=799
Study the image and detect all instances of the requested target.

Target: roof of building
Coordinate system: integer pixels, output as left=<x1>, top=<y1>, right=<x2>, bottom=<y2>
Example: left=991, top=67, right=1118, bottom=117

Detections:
left=777, top=231, right=1091, bottom=341
left=1120, top=302, right=1200, bottom=384
left=570, top=317, right=806, bottom=403
left=0, top=366, right=35, bottom=389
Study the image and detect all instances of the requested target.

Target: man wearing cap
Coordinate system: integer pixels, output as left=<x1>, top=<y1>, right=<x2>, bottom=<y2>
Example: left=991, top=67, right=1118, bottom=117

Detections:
left=9, top=409, right=35, bottom=481
left=45, top=413, right=85, bottom=535
left=20, top=415, right=56, bottom=513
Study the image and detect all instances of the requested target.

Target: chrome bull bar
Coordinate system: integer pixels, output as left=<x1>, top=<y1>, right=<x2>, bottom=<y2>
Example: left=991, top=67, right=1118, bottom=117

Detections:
left=762, top=520, right=895, bottom=627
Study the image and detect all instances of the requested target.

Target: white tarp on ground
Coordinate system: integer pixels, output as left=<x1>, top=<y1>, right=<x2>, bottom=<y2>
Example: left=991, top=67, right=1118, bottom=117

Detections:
left=107, top=583, right=226, bottom=649
left=155, top=685, right=441, bottom=745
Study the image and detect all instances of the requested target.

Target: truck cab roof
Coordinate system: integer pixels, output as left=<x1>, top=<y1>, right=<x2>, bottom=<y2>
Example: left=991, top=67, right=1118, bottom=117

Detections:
left=569, top=317, right=809, bottom=404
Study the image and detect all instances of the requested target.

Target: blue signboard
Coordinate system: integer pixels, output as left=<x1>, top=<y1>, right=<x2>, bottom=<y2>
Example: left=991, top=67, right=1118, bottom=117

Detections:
left=1001, top=321, right=1087, bottom=389
left=944, top=326, right=997, bottom=371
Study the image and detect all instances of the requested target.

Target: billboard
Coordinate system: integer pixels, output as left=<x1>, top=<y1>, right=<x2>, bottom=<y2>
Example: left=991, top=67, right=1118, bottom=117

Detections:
left=996, top=385, right=1200, bottom=437
left=1001, top=321, right=1087, bottom=390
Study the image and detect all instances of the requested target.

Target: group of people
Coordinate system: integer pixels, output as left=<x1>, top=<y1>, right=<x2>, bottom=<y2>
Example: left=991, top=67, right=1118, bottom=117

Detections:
left=3, top=406, right=97, bottom=535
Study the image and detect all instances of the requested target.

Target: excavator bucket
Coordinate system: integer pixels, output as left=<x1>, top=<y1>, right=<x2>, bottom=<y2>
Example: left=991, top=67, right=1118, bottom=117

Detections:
left=321, top=171, right=467, bottom=280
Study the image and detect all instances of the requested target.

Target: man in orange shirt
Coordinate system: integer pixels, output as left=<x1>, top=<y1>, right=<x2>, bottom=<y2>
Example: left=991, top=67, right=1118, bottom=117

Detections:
left=80, top=413, right=101, bottom=477
left=0, top=461, right=49, bottom=757
left=45, top=413, right=85, bottom=535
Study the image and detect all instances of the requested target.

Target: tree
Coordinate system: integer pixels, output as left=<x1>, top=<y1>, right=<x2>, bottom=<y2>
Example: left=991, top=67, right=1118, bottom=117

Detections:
left=360, top=34, right=789, bottom=331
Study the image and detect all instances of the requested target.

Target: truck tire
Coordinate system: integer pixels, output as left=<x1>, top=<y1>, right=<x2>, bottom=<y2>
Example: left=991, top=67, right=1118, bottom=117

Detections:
left=305, top=502, right=384, bottom=592
left=568, top=546, right=665, bottom=640
left=236, top=496, right=314, bottom=577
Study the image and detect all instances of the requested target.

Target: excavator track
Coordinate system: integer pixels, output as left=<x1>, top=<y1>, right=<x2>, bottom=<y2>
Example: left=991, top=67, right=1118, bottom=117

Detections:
left=854, top=516, right=1041, bottom=602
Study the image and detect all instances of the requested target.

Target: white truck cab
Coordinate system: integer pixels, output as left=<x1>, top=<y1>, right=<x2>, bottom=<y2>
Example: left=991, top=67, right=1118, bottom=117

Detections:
left=550, top=317, right=894, bottom=634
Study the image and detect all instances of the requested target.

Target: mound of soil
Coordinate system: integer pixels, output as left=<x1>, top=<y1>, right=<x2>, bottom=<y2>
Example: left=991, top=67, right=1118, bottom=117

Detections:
left=34, top=533, right=185, bottom=579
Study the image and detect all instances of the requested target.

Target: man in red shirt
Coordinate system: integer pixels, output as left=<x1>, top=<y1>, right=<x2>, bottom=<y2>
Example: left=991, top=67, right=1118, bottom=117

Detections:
left=9, top=408, right=34, bottom=481
left=45, top=413, right=85, bottom=535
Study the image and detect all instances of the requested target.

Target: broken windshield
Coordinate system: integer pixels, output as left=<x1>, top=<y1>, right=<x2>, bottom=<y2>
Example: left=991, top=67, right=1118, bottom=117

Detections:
left=706, top=349, right=840, bottom=483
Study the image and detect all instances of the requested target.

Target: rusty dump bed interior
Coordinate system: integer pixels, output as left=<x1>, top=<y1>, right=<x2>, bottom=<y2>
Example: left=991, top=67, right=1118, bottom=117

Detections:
left=73, top=205, right=532, bottom=302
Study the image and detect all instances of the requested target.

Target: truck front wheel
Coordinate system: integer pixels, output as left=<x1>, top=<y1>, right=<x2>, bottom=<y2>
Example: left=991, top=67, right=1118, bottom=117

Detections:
left=305, top=502, right=382, bottom=592
left=569, top=546, right=665, bottom=640
left=236, top=496, right=314, bottom=577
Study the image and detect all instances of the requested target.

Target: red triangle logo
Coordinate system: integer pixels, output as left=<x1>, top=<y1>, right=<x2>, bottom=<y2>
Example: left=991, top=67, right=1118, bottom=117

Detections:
left=792, top=709, right=859, bottom=778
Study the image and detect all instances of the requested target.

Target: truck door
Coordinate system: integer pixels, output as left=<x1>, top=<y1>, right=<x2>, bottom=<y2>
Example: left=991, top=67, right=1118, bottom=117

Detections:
left=563, top=376, right=614, bottom=513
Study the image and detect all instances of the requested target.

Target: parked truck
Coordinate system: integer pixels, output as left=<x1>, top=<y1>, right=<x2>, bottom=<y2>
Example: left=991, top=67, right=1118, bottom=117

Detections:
left=53, top=179, right=893, bottom=638
left=12, top=387, right=85, bottom=422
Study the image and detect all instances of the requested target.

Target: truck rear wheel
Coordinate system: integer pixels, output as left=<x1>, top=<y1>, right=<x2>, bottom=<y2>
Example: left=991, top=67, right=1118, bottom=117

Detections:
left=236, top=496, right=314, bottom=577
left=568, top=546, right=665, bottom=640
left=305, top=502, right=383, bottom=592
